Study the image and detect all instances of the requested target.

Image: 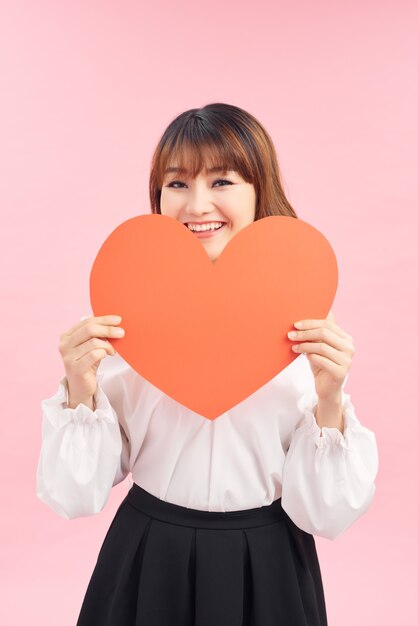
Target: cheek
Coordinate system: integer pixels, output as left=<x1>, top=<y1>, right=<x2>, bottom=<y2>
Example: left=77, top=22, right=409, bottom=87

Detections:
left=229, top=212, right=253, bottom=231
left=225, top=208, right=243, bottom=226
left=160, top=192, right=180, bottom=217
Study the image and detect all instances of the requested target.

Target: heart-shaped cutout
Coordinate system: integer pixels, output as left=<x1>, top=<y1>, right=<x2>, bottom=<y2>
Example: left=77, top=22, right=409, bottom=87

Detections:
left=90, top=214, right=338, bottom=419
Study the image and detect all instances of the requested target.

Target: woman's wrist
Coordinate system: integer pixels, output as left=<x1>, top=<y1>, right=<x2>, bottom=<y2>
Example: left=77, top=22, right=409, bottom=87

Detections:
left=65, top=381, right=96, bottom=411
left=314, top=391, right=344, bottom=435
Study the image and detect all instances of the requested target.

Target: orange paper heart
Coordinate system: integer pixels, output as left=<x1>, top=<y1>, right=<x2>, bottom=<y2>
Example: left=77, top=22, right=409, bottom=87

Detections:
left=90, top=214, right=338, bottom=419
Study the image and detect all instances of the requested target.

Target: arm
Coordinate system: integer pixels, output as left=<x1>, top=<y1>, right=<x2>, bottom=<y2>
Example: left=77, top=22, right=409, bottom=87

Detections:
left=36, top=356, right=130, bottom=520
left=281, top=357, right=378, bottom=540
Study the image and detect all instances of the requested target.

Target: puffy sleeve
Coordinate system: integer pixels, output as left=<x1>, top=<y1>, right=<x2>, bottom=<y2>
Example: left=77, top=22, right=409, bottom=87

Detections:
left=36, top=356, right=130, bottom=520
left=281, top=357, right=379, bottom=540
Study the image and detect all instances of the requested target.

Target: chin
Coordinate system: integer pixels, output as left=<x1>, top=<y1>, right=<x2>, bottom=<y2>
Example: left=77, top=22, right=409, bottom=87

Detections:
left=207, top=250, right=219, bottom=262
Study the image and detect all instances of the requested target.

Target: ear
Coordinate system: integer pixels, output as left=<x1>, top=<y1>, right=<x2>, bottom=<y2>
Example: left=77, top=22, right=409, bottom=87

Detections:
left=326, top=309, right=337, bottom=323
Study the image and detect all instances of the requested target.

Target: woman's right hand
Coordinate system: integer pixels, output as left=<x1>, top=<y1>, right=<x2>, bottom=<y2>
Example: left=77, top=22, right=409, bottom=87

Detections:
left=58, top=315, right=125, bottom=409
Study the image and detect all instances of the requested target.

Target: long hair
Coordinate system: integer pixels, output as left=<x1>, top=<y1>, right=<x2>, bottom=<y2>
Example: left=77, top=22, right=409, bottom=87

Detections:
left=149, top=103, right=297, bottom=220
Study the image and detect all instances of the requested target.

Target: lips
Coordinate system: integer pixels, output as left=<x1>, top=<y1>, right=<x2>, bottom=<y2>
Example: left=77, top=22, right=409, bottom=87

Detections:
left=186, top=223, right=226, bottom=238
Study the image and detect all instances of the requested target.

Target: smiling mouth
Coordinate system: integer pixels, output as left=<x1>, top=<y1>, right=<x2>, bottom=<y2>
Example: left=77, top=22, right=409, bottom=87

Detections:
left=184, top=222, right=227, bottom=237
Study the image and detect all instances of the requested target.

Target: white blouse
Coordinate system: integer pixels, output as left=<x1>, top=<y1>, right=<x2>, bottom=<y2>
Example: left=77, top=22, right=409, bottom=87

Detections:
left=36, top=351, right=378, bottom=540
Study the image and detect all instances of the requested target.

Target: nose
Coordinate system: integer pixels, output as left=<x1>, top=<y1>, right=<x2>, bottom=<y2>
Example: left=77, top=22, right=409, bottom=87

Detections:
left=184, top=181, right=214, bottom=217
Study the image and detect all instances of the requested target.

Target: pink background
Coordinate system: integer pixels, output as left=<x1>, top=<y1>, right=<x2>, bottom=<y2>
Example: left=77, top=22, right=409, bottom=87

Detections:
left=1, top=0, right=417, bottom=623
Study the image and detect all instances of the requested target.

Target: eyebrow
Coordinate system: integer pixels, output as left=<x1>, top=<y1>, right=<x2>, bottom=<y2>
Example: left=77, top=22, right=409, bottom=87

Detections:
left=164, top=166, right=231, bottom=174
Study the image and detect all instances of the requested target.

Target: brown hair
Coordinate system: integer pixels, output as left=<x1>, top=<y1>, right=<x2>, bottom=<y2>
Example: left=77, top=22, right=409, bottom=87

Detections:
left=149, top=102, right=297, bottom=220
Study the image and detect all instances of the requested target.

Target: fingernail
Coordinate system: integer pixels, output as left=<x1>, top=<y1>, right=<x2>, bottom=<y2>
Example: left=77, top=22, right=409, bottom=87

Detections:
left=294, top=321, right=303, bottom=329
left=111, top=315, right=122, bottom=322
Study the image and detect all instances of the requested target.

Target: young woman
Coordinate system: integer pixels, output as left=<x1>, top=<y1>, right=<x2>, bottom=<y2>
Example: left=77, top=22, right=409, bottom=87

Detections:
left=37, top=102, right=379, bottom=626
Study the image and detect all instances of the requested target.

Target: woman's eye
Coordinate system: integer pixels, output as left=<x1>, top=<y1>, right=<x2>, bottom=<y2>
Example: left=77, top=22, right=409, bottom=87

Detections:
left=214, top=178, right=232, bottom=186
left=166, top=179, right=232, bottom=188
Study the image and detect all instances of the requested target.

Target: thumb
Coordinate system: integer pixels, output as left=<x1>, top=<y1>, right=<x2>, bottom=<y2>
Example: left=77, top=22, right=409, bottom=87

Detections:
left=326, top=309, right=337, bottom=323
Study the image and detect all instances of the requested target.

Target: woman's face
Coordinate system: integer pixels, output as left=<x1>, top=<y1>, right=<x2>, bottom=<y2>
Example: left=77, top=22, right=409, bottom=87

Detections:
left=160, top=164, right=257, bottom=262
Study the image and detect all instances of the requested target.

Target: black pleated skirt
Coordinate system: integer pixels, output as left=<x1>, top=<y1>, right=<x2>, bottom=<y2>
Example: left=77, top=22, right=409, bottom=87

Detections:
left=76, top=483, right=327, bottom=626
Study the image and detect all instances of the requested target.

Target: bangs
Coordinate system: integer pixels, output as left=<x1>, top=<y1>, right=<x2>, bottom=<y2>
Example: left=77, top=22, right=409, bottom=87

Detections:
left=157, top=121, right=254, bottom=184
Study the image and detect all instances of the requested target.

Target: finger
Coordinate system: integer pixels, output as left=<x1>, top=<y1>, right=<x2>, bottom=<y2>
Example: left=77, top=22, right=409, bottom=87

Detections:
left=72, top=348, right=110, bottom=372
left=62, top=315, right=123, bottom=338
left=326, top=310, right=337, bottom=323
left=61, top=315, right=122, bottom=345
left=305, top=353, right=347, bottom=384
left=293, top=340, right=349, bottom=366
left=71, top=337, right=116, bottom=362
left=294, top=317, right=349, bottom=339
left=59, top=325, right=124, bottom=357
left=72, top=323, right=125, bottom=350
left=325, top=311, right=353, bottom=339
left=62, top=341, right=115, bottom=371
left=288, top=327, right=349, bottom=352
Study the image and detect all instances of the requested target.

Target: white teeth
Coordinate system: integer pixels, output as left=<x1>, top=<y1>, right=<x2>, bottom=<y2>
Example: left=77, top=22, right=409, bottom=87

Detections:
left=187, top=222, right=224, bottom=232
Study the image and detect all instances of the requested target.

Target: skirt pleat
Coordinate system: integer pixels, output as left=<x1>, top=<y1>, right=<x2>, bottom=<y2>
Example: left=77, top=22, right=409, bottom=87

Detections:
left=136, top=519, right=196, bottom=624
left=195, top=529, right=245, bottom=626
left=76, top=483, right=327, bottom=626
left=243, top=522, right=325, bottom=624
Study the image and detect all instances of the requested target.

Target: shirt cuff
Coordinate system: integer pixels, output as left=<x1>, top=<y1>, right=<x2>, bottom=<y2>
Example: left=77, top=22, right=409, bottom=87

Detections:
left=42, top=372, right=117, bottom=428
left=296, top=386, right=359, bottom=449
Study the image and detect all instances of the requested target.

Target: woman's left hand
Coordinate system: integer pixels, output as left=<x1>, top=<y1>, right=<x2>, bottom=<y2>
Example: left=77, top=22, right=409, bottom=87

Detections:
left=287, top=310, right=355, bottom=401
